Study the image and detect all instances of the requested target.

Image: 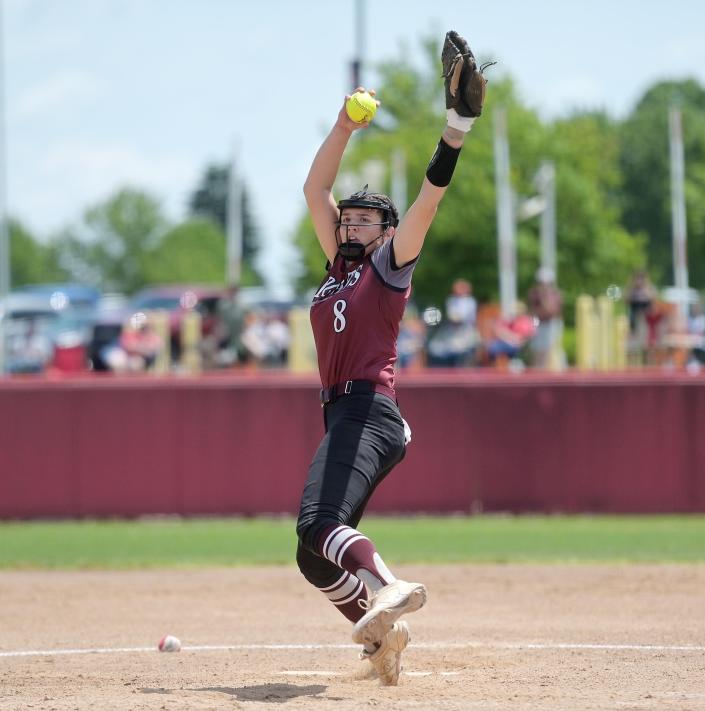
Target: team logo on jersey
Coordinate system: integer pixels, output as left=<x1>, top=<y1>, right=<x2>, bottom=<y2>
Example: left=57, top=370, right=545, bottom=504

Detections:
left=313, top=264, right=363, bottom=300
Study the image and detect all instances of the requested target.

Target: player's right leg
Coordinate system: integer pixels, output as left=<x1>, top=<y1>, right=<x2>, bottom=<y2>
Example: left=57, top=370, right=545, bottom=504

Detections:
left=360, top=621, right=410, bottom=686
left=296, top=392, right=426, bottom=646
left=295, top=542, right=369, bottom=623
left=309, top=521, right=426, bottom=645
left=351, top=579, right=426, bottom=646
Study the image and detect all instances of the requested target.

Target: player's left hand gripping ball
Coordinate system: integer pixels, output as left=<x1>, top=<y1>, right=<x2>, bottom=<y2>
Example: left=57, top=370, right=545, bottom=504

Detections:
left=346, top=90, right=377, bottom=123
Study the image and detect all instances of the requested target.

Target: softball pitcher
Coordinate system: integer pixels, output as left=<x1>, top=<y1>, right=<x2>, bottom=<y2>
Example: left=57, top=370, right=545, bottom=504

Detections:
left=295, top=30, right=492, bottom=685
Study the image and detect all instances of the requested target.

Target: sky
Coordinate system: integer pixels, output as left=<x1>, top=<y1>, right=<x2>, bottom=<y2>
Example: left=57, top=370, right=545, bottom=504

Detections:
left=4, top=0, right=705, bottom=296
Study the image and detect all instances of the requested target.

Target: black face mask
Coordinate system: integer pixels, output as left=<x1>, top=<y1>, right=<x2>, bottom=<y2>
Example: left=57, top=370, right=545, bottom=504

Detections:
left=335, top=223, right=389, bottom=262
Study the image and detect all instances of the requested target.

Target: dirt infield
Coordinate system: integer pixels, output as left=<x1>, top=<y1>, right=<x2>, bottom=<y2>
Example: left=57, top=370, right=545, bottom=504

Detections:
left=1, top=564, right=704, bottom=710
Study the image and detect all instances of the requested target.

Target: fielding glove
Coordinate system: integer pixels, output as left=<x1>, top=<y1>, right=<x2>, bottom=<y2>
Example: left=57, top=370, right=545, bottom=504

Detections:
left=442, top=30, right=495, bottom=130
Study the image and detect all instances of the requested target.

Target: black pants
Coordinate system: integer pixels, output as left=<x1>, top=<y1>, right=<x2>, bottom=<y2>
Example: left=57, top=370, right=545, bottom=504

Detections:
left=296, top=392, right=406, bottom=588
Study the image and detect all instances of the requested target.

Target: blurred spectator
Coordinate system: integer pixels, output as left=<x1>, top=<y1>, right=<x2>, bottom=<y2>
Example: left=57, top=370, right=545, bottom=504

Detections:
left=51, top=327, right=88, bottom=373
left=445, top=278, right=477, bottom=329
left=527, top=267, right=563, bottom=369
left=121, top=314, right=163, bottom=371
left=644, top=299, right=697, bottom=368
left=627, top=270, right=658, bottom=335
left=644, top=300, right=668, bottom=358
left=214, top=284, right=246, bottom=367
left=426, top=321, right=477, bottom=367
left=397, top=303, right=426, bottom=370
left=102, top=313, right=164, bottom=373
left=427, top=279, right=479, bottom=367
left=240, top=310, right=269, bottom=365
left=240, top=309, right=290, bottom=367
left=264, top=311, right=291, bottom=366
left=88, top=306, right=128, bottom=372
left=486, top=303, right=536, bottom=367
left=687, top=302, right=705, bottom=366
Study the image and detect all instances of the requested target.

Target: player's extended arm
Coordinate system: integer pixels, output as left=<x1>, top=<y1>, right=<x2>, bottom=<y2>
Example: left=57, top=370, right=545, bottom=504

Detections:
left=393, top=127, right=465, bottom=267
left=393, top=31, right=494, bottom=267
left=303, top=88, right=378, bottom=264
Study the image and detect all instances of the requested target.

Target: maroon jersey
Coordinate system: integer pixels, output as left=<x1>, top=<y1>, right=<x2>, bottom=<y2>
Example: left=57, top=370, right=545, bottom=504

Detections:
left=310, top=239, right=417, bottom=390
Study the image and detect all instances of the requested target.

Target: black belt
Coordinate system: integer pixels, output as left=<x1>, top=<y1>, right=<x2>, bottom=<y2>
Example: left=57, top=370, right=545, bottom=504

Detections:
left=320, top=380, right=396, bottom=406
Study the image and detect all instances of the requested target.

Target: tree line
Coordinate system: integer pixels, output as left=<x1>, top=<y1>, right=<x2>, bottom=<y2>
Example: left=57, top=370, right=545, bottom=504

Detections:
left=295, top=38, right=705, bottom=316
left=9, top=36, right=705, bottom=313
left=9, top=163, right=262, bottom=294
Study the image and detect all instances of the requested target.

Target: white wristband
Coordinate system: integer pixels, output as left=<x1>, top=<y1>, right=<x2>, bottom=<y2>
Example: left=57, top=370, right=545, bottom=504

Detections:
left=446, top=108, right=476, bottom=133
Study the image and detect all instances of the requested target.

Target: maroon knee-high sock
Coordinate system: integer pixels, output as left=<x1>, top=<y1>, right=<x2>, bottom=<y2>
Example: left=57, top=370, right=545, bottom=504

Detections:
left=316, top=524, right=396, bottom=592
left=316, top=570, right=368, bottom=623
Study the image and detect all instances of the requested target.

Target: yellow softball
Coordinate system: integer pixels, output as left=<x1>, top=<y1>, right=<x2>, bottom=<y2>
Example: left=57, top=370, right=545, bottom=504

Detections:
left=345, top=91, right=377, bottom=123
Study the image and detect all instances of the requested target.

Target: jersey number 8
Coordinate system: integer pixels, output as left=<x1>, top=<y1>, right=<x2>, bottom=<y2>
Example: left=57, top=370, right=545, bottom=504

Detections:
left=333, top=299, right=347, bottom=333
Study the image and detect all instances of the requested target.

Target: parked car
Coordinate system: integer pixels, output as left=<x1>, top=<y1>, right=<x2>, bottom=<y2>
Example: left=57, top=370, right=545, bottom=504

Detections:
left=14, top=283, right=101, bottom=312
left=1, top=291, right=92, bottom=373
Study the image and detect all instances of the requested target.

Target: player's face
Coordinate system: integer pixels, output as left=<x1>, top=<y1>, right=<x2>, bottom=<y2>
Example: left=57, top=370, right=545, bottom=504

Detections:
left=339, top=207, right=388, bottom=254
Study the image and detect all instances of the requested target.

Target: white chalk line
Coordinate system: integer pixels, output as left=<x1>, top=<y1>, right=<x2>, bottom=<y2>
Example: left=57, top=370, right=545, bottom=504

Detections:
left=278, top=671, right=460, bottom=677
left=1, top=641, right=704, bottom=659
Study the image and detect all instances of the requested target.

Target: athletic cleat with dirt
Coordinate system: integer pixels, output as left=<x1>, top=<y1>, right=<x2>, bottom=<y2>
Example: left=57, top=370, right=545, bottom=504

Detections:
left=359, top=621, right=410, bottom=685
left=351, top=579, right=426, bottom=646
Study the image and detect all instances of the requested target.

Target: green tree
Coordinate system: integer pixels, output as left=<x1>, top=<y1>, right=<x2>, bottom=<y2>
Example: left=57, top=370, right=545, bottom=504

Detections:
left=56, top=188, right=166, bottom=293
left=544, top=112, right=646, bottom=311
left=188, top=163, right=261, bottom=283
left=142, top=218, right=260, bottom=286
left=9, top=219, right=67, bottom=286
left=620, top=79, right=705, bottom=287
left=294, top=35, right=645, bottom=315
left=143, top=219, right=224, bottom=285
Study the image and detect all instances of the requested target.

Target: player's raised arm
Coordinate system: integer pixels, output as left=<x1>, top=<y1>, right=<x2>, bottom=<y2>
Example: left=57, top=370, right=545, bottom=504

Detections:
left=392, top=31, right=494, bottom=267
left=303, top=88, right=380, bottom=264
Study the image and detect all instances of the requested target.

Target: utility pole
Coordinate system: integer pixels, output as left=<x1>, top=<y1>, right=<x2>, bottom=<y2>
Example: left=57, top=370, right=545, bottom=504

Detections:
left=669, top=105, right=689, bottom=322
left=493, top=107, right=516, bottom=318
left=517, top=161, right=557, bottom=280
left=350, top=0, right=366, bottom=88
left=226, top=140, right=242, bottom=288
left=536, top=161, right=556, bottom=279
left=0, top=2, right=10, bottom=375
left=390, top=149, right=407, bottom=216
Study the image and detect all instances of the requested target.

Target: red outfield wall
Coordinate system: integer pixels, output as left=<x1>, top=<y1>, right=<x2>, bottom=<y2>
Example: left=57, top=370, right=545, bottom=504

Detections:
left=1, top=371, right=704, bottom=518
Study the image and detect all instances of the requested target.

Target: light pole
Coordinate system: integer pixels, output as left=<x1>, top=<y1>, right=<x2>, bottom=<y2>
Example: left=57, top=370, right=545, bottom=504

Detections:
left=516, top=161, right=557, bottom=280
left=0, top=1, right=11, bottom=375
left=493, top=107, right=517, bottom=318
left=669, top=105, right=689, bottom=323
left=536, top=161, right=556, bottom=279
left=390, top=148, right=407, bottom=216
left=226, top=140, right=242, bottom=288
left=350, top=0, right=366, bottom=89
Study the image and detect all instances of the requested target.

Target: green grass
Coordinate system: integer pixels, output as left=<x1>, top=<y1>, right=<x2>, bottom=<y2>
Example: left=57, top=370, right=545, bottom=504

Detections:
left=1, top=515, right=704, bottom=569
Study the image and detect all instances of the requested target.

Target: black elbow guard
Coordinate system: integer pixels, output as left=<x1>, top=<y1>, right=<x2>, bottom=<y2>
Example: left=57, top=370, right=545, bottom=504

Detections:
left=425, top=138, right=462, bottom=187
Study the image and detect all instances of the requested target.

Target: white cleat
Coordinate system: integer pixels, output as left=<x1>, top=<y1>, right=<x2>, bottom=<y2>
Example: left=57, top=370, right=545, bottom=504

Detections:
left=360, top=621, right=410, bottom=686
left=351, top=579, right=426, bottom=646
